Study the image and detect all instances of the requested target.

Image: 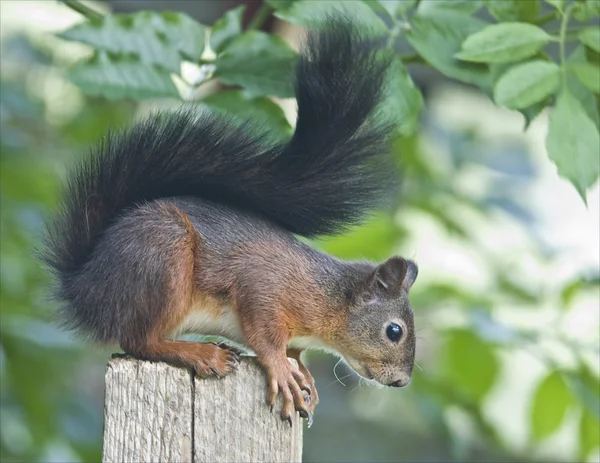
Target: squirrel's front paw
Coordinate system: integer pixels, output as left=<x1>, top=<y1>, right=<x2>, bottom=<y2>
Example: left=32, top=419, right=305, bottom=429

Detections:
left=267, top=362, right=313, bottom=427
left=191, top=342, right=240, bottom=379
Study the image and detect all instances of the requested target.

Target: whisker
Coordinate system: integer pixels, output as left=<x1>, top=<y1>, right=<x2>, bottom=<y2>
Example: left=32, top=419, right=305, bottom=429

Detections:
left=414, top=361, right=423, bottom=372
left=333, top=358, right=347, bottom=387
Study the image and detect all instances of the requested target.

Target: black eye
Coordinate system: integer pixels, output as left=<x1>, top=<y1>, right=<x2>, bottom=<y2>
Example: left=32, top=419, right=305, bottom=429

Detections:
left=386, top=323, right=403, bottom=343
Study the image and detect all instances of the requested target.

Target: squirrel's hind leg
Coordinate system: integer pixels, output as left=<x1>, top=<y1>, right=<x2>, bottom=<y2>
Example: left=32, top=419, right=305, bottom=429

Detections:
left=116, top=200, right=239, bottom=378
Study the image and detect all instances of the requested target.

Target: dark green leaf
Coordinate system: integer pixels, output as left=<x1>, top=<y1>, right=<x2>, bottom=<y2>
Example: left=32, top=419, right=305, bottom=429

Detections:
left=442, top=330, right=499, bottom=400
left=383, top=57, right=423, bottom=136
left=483, top=0, right=541, bottom=22
left=494, top=60, right=560, bottom=109
left=520, top=99, right=549, bottom=129
left=59, top=11, right=206, bottom=73
left=202, top=90, right=292, bottom=142
left=210, top=6, right=245, bottom=54
left=274, top=1, right=389, bottom=35
left=571, top=63, right=600, bottom=94
left=530, top=371, right=572, bottom=440
left=546, top=89, right=600, bottom=200
left=580, top=28, right=600, bottom=53
left=455, top=23, right=551, bottom=63
left=406, top=11, right=492, bottom=90
left=214, top=31, right=297, bottom=98
left=66, top=51, right=179, bottom=100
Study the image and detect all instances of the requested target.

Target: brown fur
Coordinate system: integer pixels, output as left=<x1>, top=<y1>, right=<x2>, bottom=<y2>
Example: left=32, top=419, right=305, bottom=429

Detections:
left=119, top=202, right=240, bottom=377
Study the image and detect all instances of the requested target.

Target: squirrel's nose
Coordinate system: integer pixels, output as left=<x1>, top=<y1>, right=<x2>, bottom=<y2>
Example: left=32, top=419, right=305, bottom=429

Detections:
left=388, top=373, right=411, bottom=388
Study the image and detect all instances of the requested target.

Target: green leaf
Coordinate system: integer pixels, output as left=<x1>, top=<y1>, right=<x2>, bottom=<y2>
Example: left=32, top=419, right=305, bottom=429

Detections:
left=317, top=214, right=402, bottom=261
left=546, top=89, right=600, bottom=199
left=455, top=23, right=551, bottom=63
left=214, top=31, right=297, bottom=98
left=560, top=276, right=600, bottom=309
left=544, top=0, right=565, bottom=11
left=378, top=0, right=417, bottom=18
left=265, top=0, right=297, bottom=9
left=201, top=90, right=292, bottom=142
left=210, top=6, right=245, bottom=54
left=417, top=0, right=483, bottom=14
left=274, top=1, right=389, bottom=35
left=530, top=371, right=572, bottom=440
left=442, top=330, right=499, bottom=401
left=571, top=63, right=600, bottom=94
left=494, top=60, right=560, bottom=109
left=383, top=57, right=423, bottom=136
left=59, top=11, right=206, bottom=74
left=567, top=364, right=600, bottom=420
left=580, top=28, right=600, bottom=53
left=406, top=11, right=492, bottom=89
left=483, top=0, right=540, bottom=22
left=579, top=411, right=600, bottom=460
left=66, top=51, right=179, bottom=100
left=567, top=46, right=600, bottom=129
left=573, top=0, right=600, bottom=22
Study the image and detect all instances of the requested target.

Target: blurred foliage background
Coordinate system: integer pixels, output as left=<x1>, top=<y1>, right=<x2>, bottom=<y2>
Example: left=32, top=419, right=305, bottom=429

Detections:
left=1, top=1, right=599, bottom=462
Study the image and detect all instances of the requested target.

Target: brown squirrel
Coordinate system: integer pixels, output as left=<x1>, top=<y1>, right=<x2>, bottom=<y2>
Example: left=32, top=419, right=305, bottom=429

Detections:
left=42, top=17, right=418, bottom=427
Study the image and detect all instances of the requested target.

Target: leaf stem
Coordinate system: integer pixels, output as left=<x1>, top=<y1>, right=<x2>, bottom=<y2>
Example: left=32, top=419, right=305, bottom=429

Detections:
left=247, top=3, right=273, bottom=31
left=558, top=3, right=575, bottom=88
left=60, top=0, right=103, bottom=20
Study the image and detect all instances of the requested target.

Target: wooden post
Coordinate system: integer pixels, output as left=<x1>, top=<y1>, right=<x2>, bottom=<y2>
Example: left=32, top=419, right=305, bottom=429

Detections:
left=102, top=356, right=303, bottom=463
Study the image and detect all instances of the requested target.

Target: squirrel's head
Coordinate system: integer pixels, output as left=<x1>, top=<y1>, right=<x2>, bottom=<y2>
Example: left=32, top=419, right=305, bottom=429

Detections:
left=337, top=257, right=418, bottom=388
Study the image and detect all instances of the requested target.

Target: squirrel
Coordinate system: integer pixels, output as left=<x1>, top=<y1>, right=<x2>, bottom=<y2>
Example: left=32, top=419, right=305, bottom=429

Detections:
left=42, top=17, right=418, bottom=427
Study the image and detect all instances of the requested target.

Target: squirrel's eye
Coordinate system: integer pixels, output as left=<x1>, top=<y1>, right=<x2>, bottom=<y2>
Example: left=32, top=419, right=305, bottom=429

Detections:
left=386, top=323, right=403, bottom=343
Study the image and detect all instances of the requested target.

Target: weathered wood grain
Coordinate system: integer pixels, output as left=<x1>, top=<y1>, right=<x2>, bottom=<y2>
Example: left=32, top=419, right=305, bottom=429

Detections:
left=102, top=356, right=303, bottom=463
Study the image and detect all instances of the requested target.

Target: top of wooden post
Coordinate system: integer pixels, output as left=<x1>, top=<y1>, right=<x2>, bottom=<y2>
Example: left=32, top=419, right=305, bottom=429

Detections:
left=102, top=355, right=303, bottom=463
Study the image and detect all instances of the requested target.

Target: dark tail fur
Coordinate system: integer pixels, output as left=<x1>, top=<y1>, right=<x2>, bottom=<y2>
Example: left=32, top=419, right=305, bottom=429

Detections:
left=43, top=18, right=397, bottom=301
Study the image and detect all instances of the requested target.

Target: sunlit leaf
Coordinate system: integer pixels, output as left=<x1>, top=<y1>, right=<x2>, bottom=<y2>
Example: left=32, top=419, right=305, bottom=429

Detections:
left=579, top=411, right=600, bottom=460
left=530, top=371, right=572, bottom=440
left=406, top=11, right=491, bottom=90
left=317, top=214, right=402, bottom=261
left=59, top=11, right=206, bottom=73
left=66, top=51, right=179, bottom=100
left=455, top=23, right=551, bottom=63
left=494, top=60, right=560, bottom=109
left=442, top=330, right=499, bottom=400
left=546, top=89, right=600, bottom=200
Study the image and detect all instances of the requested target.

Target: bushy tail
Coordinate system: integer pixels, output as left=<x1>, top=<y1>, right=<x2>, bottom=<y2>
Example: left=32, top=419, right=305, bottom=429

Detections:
left=43, top=18, right=397, bottom=284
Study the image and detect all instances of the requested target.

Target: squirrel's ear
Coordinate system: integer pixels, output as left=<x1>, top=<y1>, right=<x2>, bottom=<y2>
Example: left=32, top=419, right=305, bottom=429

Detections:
left=370, top=257, right=418, bottom=296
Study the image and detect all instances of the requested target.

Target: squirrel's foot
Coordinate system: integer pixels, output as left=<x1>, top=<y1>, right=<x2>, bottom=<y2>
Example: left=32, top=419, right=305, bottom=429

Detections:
left=267, top=361, right=313, bottom=427
left=192, top=342, right=241, bottom=379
